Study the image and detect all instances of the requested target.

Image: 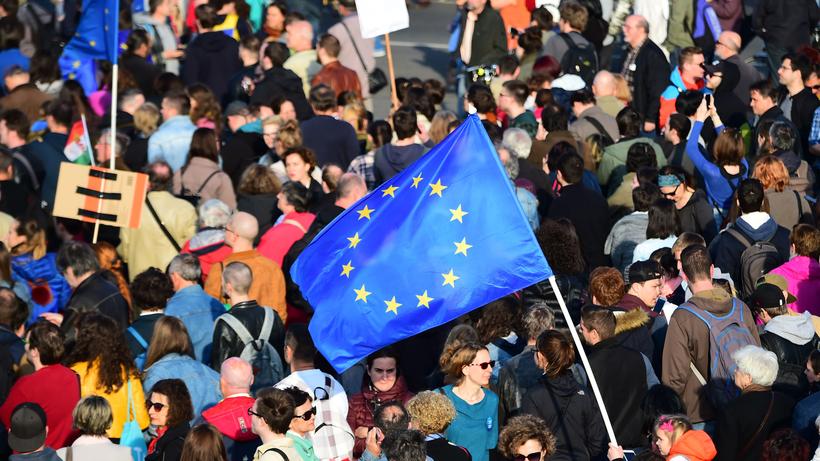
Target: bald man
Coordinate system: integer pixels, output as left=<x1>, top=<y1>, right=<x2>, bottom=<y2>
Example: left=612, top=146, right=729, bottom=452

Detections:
left=714, top=31, right=762, bottom=107
left=204, top=212, right=287, bottom=322
left=592, top=71, right=626, bottom=117
left=201, top=357, right=262, bottom=460
left=284, top=20, right=321, bottom=97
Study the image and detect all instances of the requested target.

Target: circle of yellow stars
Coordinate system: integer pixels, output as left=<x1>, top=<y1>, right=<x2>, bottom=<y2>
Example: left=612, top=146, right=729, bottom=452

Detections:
left=341, top=174, right=473, bottom=316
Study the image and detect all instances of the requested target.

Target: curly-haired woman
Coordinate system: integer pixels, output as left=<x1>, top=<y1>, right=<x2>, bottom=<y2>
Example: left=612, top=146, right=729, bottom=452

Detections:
left=406, top=391, right=470, bottom=461
left=66, top=313, right=150, bottom=439
left=498, top=414, right=557, bottom=461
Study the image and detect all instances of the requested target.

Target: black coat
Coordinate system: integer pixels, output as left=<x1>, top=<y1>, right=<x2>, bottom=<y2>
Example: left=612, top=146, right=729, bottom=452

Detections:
left=62, top=271, right=130, bottom=344
left=426, top=436, right=471, bottom=461
left=180, top=31, right=242, bottom=103
left=146, top=423, right=190, bottom=461
left=761, top=330, right=820, bottom=397
left=678, top=189, right=718, bottom=245
left=121, top=53, right=161, bottom=98
left=301, top=115, right=361, bottom=171
left=250, top=67, right=313, bottom=121
left=783, top=88, right=820, bottom=160
left=714, top=390, right=796, bottom=461
left=521, top=372, right=607, bottom=461
left=211, top=300, right=285, bottom=370
left=631, top=40, right=669, bottom=126
left=219, top=131, right=268, bottom=187
left=520, top=274, right=588, bottom=330
left=752, top=0, right=820, bottom=49
left=237, top=192, right=281, bottom=238
left=547, top=183, right=611, bottom=270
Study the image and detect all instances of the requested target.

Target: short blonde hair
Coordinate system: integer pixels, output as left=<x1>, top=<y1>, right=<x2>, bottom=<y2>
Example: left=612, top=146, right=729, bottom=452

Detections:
left=134, top=102, right=161, bottom=136
left=73, top=396, right=113, bottom=436
left=406, top=391, right=456, bottom=435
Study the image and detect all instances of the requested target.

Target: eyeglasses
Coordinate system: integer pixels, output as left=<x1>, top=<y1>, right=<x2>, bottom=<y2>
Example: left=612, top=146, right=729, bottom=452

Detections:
left=247, top=408, right=262, bottom=418
left=146, top=401, right=166, bottom=412
left=468, top=360, right=496, bottom=370
left=293, top=407, right=317, bottom=421
left=812, top=84, right=820, bottom=91
left=661, top=184, right=681, bottom=198
left=513, top=452, right=542, bottom=461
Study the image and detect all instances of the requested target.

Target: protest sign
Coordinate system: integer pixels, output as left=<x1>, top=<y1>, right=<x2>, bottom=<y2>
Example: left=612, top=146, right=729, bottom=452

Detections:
left=355, top=0, right=409, bottom=38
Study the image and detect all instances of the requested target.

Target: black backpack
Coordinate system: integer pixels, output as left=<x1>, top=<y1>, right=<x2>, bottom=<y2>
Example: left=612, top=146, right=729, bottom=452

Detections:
left=558, top=32, right=598, bottom=87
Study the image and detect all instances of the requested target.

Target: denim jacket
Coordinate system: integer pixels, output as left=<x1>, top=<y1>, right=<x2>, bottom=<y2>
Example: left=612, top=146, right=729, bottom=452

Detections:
left=147, top=115, right=197, bottom=172
left=143, top=353, right=222, bottom=417
left=165, top=284, right=225, bottom=364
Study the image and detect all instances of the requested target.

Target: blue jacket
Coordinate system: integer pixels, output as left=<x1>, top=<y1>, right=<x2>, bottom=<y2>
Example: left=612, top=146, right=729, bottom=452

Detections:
left=686, top=121, right=748, bottom=211
left=148, top=115, right=197, bottom=172
left=143, top=353, right=222, bottom=416
left=11, top=253, right=71, bottom=324
left=165, top=285, right=225, bottom=364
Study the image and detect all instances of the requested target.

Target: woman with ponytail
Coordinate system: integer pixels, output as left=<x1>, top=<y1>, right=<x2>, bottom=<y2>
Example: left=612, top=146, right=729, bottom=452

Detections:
left=7, top=216, right=70, bottom=323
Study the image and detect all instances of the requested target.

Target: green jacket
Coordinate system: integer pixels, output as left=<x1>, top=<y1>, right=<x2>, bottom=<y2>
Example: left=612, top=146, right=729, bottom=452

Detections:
left=664, top=0, right=695, bottom=50
left=597, top=138, right=667, bottom=187
left=287, top=431, right=320, bottom=461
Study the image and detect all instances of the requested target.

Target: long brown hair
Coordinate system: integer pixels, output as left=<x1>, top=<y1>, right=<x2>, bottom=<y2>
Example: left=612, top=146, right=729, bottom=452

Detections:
left=440, top=341, right=486, bottom=384
left=180, top=424, right=229, bottom=461
left=145, top=316, right=195, bottom=369
left=536, top=330, right=575, bottom=379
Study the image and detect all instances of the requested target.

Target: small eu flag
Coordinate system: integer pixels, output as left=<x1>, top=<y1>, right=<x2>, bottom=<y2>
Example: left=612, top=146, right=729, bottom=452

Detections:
left=58, top=0, right=120, bottom=95
left=291, top=115, right=553, bottom=372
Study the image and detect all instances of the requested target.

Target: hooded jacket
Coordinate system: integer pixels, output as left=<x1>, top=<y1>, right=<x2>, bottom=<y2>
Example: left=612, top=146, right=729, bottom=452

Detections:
left=761, top=312, right=820, bottom=396
left=612, top=305, right=656, bottom=362
left=373, top=143, right=426, bottom=185
left=250, top=67, right=313, bottom=121
left=659, top=66, right=709, bottom=130
left=668, top=429, right=717, bottom=461
left=661, top=288, right=760, bottom=423
left=709, top=213, right=791, bottom=287
left=11, top=252, right=71, bottom=324
left=181, top=31, right=242, bottom=103
left=521, top=372, right=607, bottom=461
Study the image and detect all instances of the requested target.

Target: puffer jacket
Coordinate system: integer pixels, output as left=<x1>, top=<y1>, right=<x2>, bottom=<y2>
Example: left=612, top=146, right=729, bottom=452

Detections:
left=760, top=312, right=820, bottom=397
left=347, top=377, right=414, bottom=458
left=668, top=429, right=717, bottom=461
left=11, top=252, right=70, bottom=324
left=202, top=395, right=259, bottom=461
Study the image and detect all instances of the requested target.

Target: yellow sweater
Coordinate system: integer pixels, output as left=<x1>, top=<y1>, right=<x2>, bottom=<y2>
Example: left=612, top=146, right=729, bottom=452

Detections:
left=71, top=361, right=150, bottom=438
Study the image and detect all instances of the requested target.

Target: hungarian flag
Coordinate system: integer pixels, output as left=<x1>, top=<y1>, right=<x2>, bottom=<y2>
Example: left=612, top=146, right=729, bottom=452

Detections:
left=64, top=117, right=93, bottom=165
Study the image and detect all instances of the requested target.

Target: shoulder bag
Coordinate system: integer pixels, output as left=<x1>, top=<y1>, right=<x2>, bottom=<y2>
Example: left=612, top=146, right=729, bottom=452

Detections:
left=338, top=20, right=388, bottom=94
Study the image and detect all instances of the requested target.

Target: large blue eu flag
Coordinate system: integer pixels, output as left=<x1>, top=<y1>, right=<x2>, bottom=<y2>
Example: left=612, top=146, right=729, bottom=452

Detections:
left=58, top=0, right=120, bottom=95
left=291, top=115, right=553, bottom=372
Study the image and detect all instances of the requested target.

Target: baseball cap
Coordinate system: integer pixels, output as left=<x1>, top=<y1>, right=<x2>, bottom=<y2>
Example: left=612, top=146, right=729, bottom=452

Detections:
left=628, top=260, right=663, bottom=284
left=747, top=283, right=786, bottom=311
left=8, top=403, right=47, bottom=453
left=224, top=100, right=250, bottom=118
left=756, top=273, right=797, bottom=304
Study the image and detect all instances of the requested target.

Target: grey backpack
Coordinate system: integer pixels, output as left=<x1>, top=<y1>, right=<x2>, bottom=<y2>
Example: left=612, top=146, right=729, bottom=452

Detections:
left=220, top=309, right=284, bottom=392
left=726, top=228, right=784, bottom=299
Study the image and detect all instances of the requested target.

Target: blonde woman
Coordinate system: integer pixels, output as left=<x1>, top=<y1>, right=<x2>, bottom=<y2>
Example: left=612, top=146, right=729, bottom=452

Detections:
left=125, top=102, right=161, bottom=171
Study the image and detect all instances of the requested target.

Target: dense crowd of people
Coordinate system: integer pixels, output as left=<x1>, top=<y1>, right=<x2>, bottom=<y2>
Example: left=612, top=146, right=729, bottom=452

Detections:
left=0, top=0, right=819, bottom=460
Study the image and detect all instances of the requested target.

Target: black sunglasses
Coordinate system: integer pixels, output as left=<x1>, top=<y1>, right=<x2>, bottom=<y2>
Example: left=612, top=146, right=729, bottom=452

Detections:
left=514, top=452, right=542, bottom=461
left=468, top=360, right=496, bottom=370
left=293, top=407, right=317, bottom=421
left=146, top=400, right=166, bottom=412
left=661, top=183, right=681, bottom=197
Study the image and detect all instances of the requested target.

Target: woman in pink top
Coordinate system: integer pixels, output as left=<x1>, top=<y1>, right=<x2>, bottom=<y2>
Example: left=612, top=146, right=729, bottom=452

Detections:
left=257, top=181, right=315, bottom=266
left=770, top=224, right=820, bottom=315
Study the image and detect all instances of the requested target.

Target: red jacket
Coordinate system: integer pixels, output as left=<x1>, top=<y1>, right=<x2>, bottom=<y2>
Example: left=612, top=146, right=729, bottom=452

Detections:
left=347, top=377, right=414, bottom=459
left=202, top=394, right=258, bottom=442
left=181, top=239, right=232, bottom=283
left=257, top=212, right=316, bottom=266
left=0, top=365, right=80, bottom=449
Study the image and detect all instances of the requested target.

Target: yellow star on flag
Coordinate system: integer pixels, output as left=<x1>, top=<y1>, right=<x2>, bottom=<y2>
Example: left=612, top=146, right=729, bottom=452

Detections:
left=340, top=261, right=354, bottom=277
left=347, top=232, right=362, bottom=248
left=442, top=269, right=460, bottom=288
left=449, top=204, right=468, bottom=223
left=382, top=185, right=399, bottom=198
left=89, top=40, right=96, bottom=47
left=416, top=290, right=434, bottom=308
left=354, top=284, right=371, bottom=302
left=385, top=296, right=402, bottom=315
left=411, top=174, right=423, bottom=188
left=454, top=238, right=473, bottom=256
left=429, top=179, right=447, bottom=197
left=72, top=60, right=81, bottom=69
left=68, top=73, right=76, bottom=79
left=357, top=205, right=375, bottom=220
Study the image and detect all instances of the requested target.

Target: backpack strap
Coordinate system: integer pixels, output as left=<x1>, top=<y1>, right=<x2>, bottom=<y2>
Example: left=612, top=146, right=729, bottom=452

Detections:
left=737, top=392, right=774, bottom=459
left=262, top=447, right=289, bottom=461
left=558, top=32, right=577, bottom=52
left=726, top=227, right=753, bottom=249
left=197, top=170, right=222, bottom=194
left=127, top=326, right=148, bottom=349
left=219, top=313, right=255, bottom=345
left=794, top=190, right=804, bottom=218
left=281, top=219, right=307, bottom=233
left=259, top=308, right=274, bottom=339
left=582, top=116, right=614, bottom=145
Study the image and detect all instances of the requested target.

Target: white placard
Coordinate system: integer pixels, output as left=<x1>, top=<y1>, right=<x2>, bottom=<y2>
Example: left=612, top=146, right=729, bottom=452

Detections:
left=355, top=0, right=409, bottom=38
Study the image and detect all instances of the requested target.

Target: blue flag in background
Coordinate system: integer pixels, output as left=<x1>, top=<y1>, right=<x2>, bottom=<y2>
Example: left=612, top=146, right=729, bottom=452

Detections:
left=59, top=0, right=120, bottom=95
left=291, top=115, right=553, bottom=372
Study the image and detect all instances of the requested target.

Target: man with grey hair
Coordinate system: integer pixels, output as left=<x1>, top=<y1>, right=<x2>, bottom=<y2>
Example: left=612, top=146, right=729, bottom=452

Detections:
left=166, top=253, right=225, bottom=364
left=284, top=20, right=320, bottom=97
left=497, top=143, right=539, bottom=231
left=211, top=261, right=285, bottom=370
left=592, top=71, right=626, bottom=117
left=183, top=199, right=233, bottom=281
left=201, top=357, right=260, bottom=460
left=497, top=305, right=556, bottom=420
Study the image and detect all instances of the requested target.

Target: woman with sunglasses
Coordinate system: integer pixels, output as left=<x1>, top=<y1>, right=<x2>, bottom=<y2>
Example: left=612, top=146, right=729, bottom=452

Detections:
left=146, top=378, right=194, bottom=461
left=521, top=330, right=607, bottom=461
left=438, top=341, right=499, bottom=461
left=283, top=386, right=320, bottom=461
left=658, top=166, right=718, bottom=245
left=348, top=347, right=414, bottom=459
left=498, top=414, right=557, bottom=461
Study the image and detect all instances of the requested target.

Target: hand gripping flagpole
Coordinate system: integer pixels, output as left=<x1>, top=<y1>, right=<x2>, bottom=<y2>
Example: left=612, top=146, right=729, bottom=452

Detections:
left=548, top=275, right=618, bottom=445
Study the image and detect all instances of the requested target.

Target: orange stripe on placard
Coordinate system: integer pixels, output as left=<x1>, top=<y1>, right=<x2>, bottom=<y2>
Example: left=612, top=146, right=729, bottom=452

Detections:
left=82, top=167, right=105, bottom=224
left=129, top=172, right=147, bottom=228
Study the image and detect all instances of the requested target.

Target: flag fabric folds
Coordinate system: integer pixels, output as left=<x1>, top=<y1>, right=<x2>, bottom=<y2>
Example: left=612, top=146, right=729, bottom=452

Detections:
left=291, top=115, right=553, bottom=372
left=58, top=0, right=120, bottom=94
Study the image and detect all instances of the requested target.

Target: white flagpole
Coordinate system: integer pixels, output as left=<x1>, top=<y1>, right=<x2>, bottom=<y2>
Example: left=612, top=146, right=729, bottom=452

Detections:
left=109, top=65, right=118, bottom=170
left=548, top=275, right=618, bottom=445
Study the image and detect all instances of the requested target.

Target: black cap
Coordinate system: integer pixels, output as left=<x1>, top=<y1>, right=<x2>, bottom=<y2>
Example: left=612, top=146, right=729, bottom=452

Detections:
left=748, top=283, right=786, bottom=311
left=628, top=260, right=663, bottom=284
left=8, top=403, right=47, bottom=453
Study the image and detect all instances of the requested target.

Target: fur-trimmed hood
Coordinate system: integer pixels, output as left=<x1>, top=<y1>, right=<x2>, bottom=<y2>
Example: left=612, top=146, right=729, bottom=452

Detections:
left=614, top=308, right=651, bottom=335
